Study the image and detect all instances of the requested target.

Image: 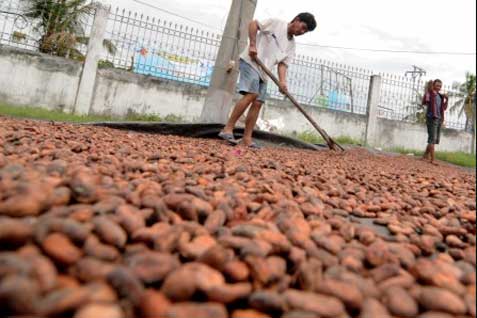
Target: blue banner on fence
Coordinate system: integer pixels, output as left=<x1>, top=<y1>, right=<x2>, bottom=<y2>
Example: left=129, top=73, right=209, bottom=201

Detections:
left=133, top=48, right=214, bottom=86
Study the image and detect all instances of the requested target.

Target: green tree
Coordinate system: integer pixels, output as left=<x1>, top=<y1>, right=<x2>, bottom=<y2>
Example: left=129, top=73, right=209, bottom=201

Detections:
left=22, top=0, right=115, bottom=60
left=449, top=72, right=476, bottom=132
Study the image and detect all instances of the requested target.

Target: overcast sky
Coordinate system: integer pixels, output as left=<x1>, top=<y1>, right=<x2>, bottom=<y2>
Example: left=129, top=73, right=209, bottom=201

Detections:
left=101, top=0, right=476, bottom=84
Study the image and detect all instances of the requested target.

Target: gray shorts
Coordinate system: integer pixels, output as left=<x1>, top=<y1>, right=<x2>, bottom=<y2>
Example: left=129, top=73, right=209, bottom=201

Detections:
left=238, top=59, right=267, bottom=103
left=427, top=117, right=441, bottom=145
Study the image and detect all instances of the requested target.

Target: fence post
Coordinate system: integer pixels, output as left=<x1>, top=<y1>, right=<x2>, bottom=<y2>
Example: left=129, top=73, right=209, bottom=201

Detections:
left=74, top=3, right=109, bottom=115
left=365, top=75, right=382, bottom=147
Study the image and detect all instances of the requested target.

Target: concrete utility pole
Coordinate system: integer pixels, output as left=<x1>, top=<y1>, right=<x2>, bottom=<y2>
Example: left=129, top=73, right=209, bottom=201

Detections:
left=405, top=65, right=426, bottom=121
left=472, top=97, right=476, bottom=155
left=200, top=0, right=257, bottom=123
left=405, top=66, right=426, bottom=98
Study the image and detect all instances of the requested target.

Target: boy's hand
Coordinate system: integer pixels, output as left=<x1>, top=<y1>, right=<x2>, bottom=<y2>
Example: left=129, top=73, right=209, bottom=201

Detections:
left=249, top=46, right=258, bottom=61
left=279, top=81, right=288, bottom=95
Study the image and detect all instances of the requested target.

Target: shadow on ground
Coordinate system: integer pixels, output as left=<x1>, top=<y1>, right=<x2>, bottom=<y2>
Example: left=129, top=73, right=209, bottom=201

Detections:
left=87, top=122, right=328, bottom=151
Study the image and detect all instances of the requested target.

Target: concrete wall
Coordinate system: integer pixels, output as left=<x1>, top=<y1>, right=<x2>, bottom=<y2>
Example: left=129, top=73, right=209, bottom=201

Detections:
left=262, top=98, right=367, bottom=142
left=376, top=118, right=473, bottom=153
left=91, top=69, right=207, bottom=121
left=0, top=46, right=474, bottom=154
left=0, top=46, right=82, bottom=112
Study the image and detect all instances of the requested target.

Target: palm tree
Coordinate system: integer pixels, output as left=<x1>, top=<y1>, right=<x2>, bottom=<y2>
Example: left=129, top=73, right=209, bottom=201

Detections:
left=21, top=0, right=115, bottom=60
left=449, top=72, right=476, bottom=132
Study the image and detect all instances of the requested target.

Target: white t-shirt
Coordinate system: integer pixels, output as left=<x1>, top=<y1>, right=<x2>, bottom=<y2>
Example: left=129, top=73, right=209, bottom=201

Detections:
left=240, top=19, right=296, bottom=82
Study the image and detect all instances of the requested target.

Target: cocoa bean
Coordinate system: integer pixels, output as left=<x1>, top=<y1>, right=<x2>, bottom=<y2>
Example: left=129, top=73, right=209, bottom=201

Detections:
left=116, top=204, right=145, bottom=235
left=223, top=260, right=250, bottom=282
left=42, top=232, right=82, bottom=265
left=418, top=287, right=467, bottom=315
left=232, top=309, right=272, bottom=318
left=140, top=289, right=171, bottom=318
left=73, top=258, right=115, bottom=282
left=86, top=282, right=118, bottom=303
left=0, top=275, right=40, bottom=315
left=84, top=235, right=120, bottom=261
left=383, top=286, right=418, bottom=317
left=74, top=303, right=124, bottom=318
left=126, top=251, right=180, bottom=283
left=107, top=266, right=144, bottom=306
left=0, top=217, right=33, bottom=245
left=93, top=216, right=127, bottom=248
left=316, top=278, right=364, bottom=310
left=164, top=302, right=227, bottom=318
left=249, top=290, right=287, bottom=312
left=205, top=282, right=252, bottom=303
left=360, top=298, right=391, bottom=318
left=283, top=289, right=346, bottom=318
left=38, top=287, right=89, bottom=316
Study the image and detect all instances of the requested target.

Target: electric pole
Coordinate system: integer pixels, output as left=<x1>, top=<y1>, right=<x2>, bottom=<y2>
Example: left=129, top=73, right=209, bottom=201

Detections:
left=405, top=65, right=426, bottom=120
left=405, top=65, right=427, bottom=96
left=200, top=0, right=257, bottom=123
left=472, top=97, right=476, bottom=155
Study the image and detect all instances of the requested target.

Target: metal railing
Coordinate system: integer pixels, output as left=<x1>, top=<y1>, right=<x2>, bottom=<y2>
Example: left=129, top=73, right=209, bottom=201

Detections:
left=0, top=0, right=94, bottom=58
left=268, top=56, right=370, bottom=115
left=378, top=75, right=467, bottom=130
left=103, top=7, right=369, bottom=115
left=0, top=1, right=470, bottom=130
left=103, top=7, right=221, bottom=87
left=1, top=0, right=38, bottom=51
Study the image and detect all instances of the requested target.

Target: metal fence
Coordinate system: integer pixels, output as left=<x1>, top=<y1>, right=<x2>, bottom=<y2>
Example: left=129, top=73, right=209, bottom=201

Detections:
left=0, top=1, right=470, bottom=130
left=0, top=0, right=94, bottom=58
left=103, top=7, right=221, bottom=87
left=103, top=7, right=369, bottom=115
left=268, top=57, right=370, bottom=115
left=378, top=75, right=467, bottom=130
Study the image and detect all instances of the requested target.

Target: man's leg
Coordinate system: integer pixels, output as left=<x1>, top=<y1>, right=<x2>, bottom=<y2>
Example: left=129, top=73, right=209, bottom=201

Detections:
left=431, top=119, right=441, bottom=164
left=430, top=122, right=441, bottom=165
left=423, top=119, right=431, bottom=160
left=429, top=144, right=436, bottom=164
left=242, top=100, right=263, bottom=146
left=222, top=93, right=258, bottom=134
left=423, top=145, right=431, bottom=160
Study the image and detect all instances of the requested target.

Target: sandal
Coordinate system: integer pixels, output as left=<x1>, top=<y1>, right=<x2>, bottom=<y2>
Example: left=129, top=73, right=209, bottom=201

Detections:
left=218, top=131, right=237, bottom=144
left=232, top=139, right=262, bottom=149
left=247, top=141, right=262, bottom=149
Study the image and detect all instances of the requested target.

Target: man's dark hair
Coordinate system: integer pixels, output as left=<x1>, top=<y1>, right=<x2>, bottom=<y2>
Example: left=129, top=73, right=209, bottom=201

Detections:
left=433, top=79, right=443, bottom=84
left=293, top=13, right=317, bottom=32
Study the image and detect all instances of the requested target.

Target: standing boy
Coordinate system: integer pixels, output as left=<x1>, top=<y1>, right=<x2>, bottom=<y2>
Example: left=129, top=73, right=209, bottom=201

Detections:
left=422, top=79, right=449, bottom=164
left=218, top=13, right=317, bottom=148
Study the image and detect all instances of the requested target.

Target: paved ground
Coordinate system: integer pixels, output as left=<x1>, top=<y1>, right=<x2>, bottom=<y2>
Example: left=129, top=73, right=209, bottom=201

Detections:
left=0, top=116, right=475, bottom=318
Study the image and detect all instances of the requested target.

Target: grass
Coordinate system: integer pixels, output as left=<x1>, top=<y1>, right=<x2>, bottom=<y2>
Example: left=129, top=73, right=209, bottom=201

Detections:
left=0, top=103, right=184, bottom=123
left=390, top=147, right=476, bottom=168
left=292, top=131, right=475, bottom=168
left=293, top=131, right=363, bottom=146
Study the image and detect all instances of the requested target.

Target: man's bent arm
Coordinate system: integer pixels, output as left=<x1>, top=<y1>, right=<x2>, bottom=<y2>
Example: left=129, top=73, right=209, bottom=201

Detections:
left=278, top=62, right=288, bottom=93
left=249, top=20, right=259, bottom=50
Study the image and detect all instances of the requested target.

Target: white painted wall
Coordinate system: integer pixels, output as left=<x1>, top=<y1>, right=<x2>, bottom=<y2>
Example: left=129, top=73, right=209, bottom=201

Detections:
left=90, top=69, right=206, bottom=121
left=0, top=46, right=81, bottom=112
left=261, top=98, right=367, bottom=142
left=376, top=118, right=473, bottom=153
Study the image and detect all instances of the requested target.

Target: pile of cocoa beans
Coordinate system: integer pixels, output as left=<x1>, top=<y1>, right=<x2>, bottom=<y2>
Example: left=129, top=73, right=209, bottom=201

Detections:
left=0, top=117, right=475, bottom=318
